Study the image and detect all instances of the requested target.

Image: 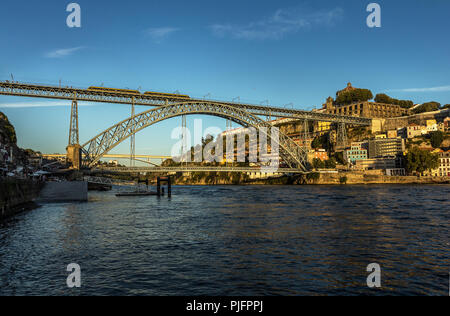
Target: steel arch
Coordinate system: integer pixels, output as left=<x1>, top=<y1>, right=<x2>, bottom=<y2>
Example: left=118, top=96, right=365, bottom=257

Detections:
left=81, top=102, right=308, bottom=170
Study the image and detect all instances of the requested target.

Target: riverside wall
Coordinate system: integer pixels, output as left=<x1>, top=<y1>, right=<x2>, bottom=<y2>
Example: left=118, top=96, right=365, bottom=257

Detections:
left=0, top=179, right=43, bottom=220
left=37, top=181, right=88, bottom=203
left=314, top=172, right=450, bottom=185
left=171, top=172, right=450, bottom=186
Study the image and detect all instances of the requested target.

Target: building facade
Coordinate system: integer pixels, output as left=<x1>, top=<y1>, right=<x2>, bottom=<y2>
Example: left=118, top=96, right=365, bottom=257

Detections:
left=444, top=117, right=450, bottom=131
left=407, top=124, right=426, bottom=138
left=314, top=149, right=329, bottom=161
left=427, top=151, right=450, bottom=177
left=344, top=142, right=368, bottom=164
left=355, top=157, right=400, bottom=170
left=368, top=138, right=405, bottom=158
left=322, top=98, right=410, bottom=119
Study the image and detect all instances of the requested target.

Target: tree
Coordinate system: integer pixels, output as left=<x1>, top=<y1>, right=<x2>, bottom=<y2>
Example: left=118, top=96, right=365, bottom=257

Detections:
left=333, top=152, right=345, bottom=165
left=443, top=104, right=450, bottom=109
left=374, top=94, right=414, bottom=108
left=312, top=158, right=325, bottom=169
left=0, top=111, right=17, bottom=144
left=311, top=134, right=330, bottom=150
left=311, top=137, right=321, bottom=149
left=430, top=131, right=444, bottom=148
left=413, top=102, right=441, bottom=114
left=405, top=148, right=439, bottom=175
left=306, top=172, right=320, bottom=182
left=325, top=158, right=337, bottom=169
left=336, top=89, right=373, bottom=105
left=374, top=93, right=391, bottom=104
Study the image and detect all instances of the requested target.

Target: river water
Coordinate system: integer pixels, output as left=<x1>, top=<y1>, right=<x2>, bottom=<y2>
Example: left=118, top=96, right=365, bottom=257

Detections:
left=0, top=185, right=449, bottom=296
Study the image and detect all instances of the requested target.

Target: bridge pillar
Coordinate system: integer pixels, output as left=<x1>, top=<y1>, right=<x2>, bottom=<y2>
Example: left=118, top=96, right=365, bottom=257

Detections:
left=67, top=94, right=81, bottom=169
left=68, top=98, right=79, bottom=146
left=336, top=122, right=348, bottom=151
left=67, top=144, right=82, bottom=169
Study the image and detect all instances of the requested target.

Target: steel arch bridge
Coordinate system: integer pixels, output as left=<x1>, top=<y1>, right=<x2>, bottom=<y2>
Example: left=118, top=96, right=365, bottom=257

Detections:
left=81, top=102, right=309, bottom=170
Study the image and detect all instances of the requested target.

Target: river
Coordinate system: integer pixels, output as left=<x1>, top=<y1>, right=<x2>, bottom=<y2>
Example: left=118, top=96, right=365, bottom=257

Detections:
left=0, top=185, right=449, bottom=296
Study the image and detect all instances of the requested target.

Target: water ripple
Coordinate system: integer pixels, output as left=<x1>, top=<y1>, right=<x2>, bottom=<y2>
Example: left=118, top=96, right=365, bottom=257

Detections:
left=0, top=184, right=449, bottom=296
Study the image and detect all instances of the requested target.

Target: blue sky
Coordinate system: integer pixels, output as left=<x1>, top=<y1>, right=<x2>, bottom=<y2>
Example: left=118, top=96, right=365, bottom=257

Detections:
left=1, top=0, right=449, bottom=159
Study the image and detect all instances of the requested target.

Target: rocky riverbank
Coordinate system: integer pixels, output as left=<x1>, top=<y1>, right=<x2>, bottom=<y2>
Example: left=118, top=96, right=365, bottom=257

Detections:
left=0, top=179, right=43, bottom=220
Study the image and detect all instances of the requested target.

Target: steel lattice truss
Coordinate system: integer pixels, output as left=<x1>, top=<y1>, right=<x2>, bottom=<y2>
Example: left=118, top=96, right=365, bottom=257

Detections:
left=83, top=176, right=136, bottom=186
left=0, top=81, right=371, bottom=125
left=93, top=166, right=308, bottom=174
left=82, top=102, right=309, bottom=170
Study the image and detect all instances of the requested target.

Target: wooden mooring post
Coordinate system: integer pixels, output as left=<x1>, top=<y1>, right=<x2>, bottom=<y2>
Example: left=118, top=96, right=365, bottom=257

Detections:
left=157, top=176, right=172, bottom=197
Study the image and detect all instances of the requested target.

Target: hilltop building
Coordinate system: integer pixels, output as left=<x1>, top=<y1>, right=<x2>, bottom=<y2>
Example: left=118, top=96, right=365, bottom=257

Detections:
left=322, top=98, right=410, bottom=119
left=336, top=82, right=357, bottom=97
left=322, top=83, right=411, bottom=119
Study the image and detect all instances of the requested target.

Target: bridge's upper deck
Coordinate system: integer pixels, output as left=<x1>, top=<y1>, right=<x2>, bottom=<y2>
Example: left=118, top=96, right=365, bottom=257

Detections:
left=0, top=81, right=371, bottom=125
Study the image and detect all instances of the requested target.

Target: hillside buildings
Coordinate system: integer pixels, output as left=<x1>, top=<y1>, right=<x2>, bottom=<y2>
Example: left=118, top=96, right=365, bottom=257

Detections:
left=368, top=138, right=405, bottom=158
left=425, top=151, right=450, bottom=177
left=344, top=142, right=368, bottom=163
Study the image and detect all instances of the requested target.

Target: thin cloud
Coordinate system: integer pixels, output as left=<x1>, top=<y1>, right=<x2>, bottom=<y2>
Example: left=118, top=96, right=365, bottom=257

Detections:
left=210, top=7, right=344, bottom=40
left=45, top=46, right=84, bottom=58
left=0, top=101, right=96, bottom=108
left=144, top=27, right=179, bottom=42
left=388, top=86, right=450, bottom=93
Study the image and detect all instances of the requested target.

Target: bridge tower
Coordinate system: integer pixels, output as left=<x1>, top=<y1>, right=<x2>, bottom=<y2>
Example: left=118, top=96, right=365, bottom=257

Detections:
left=130, top=97, right=135, bottom=167
left=181, top=115, right=187, bottom=166
left=303, top=119, right=310, bottom=149
left=336, top=122, right=348, bottom=151
left=67, top=93, right=82, bottom=169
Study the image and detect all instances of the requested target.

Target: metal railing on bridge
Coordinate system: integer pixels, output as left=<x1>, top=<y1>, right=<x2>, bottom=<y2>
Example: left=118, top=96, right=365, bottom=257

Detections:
left=0, top=81, right=371, bottom=125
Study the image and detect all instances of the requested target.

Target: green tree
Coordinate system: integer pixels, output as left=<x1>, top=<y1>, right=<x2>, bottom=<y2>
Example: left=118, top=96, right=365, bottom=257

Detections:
left=336, top=89, right=373, bottom=105
left=430, top=131, right=444, bottom=148
left=405, top=148, right=439, bottom=175
left=374, top=94, right=414, bottom=108
left=325, top=158, right=337, bottom=169
left=311, top=137, right=321, bottom=149
left=0, top=111, right=17, bottom=144
left=374, top=93, right=391, bottom=104
left=306, top=172, right=320, bottom=182
left=311, top=134, right=330, bottom=150
left=333, top=152, right=345, bottom=165
left=312, top=158, right=325, bottom=169
left=443, top=104, right=450, bottom=109
left=413, top=102, right=441, bottom=114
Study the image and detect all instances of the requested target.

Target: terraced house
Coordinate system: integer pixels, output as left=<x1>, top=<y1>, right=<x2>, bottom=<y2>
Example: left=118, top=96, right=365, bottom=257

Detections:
left=427, top=151, right=450, bottom=177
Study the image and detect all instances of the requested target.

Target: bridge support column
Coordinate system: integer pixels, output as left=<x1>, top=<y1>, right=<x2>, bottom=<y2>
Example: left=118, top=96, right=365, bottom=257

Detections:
left=303, top=119, right=309, bottom=148
left=67, top=144, right=82, bottom=169
left=336, top=122, right=348, bottom=151
left=67, top=94, right=81, bottom=169
left=130, top=97, right=135, bottom=167
left=68, top=98, right=79, bottom=146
